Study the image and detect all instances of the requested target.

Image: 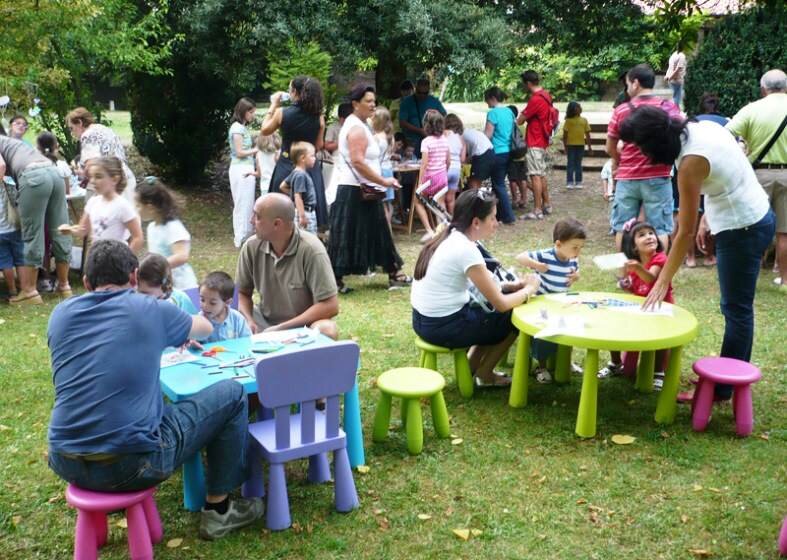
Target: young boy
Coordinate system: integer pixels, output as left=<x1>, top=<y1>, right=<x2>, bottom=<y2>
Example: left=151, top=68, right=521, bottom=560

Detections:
left=197, top=271, right=251, bottom=343
left=516, top=218, right=586, bottom=383
left=0, top=180, right=24, bottom=297
left=280, top=141, right=318, bottom=234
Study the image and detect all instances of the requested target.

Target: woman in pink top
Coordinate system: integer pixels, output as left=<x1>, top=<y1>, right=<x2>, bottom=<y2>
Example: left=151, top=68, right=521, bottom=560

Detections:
left=416, top=110, right=451, bottom=242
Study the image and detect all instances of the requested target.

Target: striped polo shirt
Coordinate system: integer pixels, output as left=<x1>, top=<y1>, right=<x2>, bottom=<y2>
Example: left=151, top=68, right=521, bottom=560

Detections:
left=528, top=248, right=578, bottom=295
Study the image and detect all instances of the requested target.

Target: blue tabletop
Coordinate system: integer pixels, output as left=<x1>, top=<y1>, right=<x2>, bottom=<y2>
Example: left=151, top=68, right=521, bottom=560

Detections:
left=160, top=328, right=335, bottom=402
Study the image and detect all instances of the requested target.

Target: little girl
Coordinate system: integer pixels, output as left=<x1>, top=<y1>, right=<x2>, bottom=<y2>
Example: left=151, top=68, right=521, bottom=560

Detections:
left=60, top=156, right=143, bottom=253
left=136, top=178, right=199, bottom=290
left=598, top=221, right=674, bottom=390
left=444, top=113, right=466, bottom=215
left=137, top=253, right=198, bottom=314
left=371, top=107, right=395, bottom=226
left=251, top=132, right=281, bottom=194
left=37, top=132, right=74, bottom=195
left=417, top=110, right=451, bottom=242
left=562, top=101, right=592, bottom=190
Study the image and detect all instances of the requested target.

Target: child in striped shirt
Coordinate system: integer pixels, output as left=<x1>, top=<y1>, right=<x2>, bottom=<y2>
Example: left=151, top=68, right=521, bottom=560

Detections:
left=516, top=218, right=586, bottom=382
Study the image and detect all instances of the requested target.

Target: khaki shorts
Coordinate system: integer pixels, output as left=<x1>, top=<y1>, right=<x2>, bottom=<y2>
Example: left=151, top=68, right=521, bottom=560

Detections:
left=756, top=168, right=787, bottom=233
left=526, top=147, right=548, bottom=176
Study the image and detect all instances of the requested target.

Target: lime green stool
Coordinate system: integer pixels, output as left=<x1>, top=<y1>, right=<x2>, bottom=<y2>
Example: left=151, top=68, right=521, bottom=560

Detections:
left=373, top=367, right=451, bottom=455
left=414, top=337, right=474, bottom=398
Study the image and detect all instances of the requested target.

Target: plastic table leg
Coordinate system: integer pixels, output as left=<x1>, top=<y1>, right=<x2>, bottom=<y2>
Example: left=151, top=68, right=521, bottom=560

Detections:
left=554, top=345, right=572, bottom=384
left=509, top=331, right=531, bottom=408
left=343, top=382, right=365, bottom=467
left=655, top=345, right=683, bottom=424
left=575, top=349, right=600, bottom=438
left=635, top=350, right=656, bottom=393
left=182, top=452, right=206, bottom=512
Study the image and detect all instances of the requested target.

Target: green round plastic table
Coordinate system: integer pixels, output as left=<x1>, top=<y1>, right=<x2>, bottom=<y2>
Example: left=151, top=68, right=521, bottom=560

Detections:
left=509, top=292, right=698, bottom=438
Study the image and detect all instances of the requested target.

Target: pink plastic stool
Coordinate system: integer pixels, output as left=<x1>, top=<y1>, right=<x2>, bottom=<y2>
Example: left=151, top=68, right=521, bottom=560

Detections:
left=691, top=357, right=761, bottom=436
left=65, top=485, right=162, bottom=560
left=779, top=516, right=787, bottom=556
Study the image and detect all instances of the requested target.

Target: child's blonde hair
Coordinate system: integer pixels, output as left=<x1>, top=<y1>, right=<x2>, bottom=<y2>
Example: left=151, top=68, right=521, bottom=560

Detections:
left=290, top=141, right=315, bottom=166
left=423, top=110, right=444, bottom=136
left=88, top=156, right=127, bottom=193
left=255, top=132, right=281, bottom=153
left=371, top=107, right=393, bottom=156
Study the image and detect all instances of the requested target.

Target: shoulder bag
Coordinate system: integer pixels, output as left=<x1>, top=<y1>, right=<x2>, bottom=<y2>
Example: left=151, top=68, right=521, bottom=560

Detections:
left=341, top=153, right=386, bottom=202
left=752, top=113, right=787, bottom=167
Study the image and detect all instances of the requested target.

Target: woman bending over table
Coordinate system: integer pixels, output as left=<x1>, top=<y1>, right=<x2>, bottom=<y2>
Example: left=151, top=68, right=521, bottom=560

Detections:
left=620, top=106, right=775, bottom=400
left=411, top=187, right=540, bottom=386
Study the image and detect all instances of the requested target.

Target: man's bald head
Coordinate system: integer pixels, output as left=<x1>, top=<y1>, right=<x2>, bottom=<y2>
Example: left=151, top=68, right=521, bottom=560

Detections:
left=761, top=69, right=787, bottom=94
left=257, top=193, right=295, bottom=223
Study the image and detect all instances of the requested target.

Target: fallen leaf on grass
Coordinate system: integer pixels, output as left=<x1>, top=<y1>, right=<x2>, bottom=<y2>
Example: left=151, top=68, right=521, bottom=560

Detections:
left=576, top=498, right=587, bottom=505
left=452, top=529, right=470, bottom=541
left=47, top=495, right=60, bottom=504
left=0, top=425, right=11, bottom=431
left=707, top=487, right=722, bottom=494
left=688, top=548, right=712, bottom=557
left=376, top=517, right=389, bottom=531
left=373, top=508, right=385, bottom=515
left=166, top=538, right=183, bottom=548
left=589, top=511, right=599, bottom=524
left=681, top=514, right=689, bottom=524
left=116, top=518, right=127, bottom=529
left=692, top=484, right=703, bottom=492
left=588, top=505, right=603, bottom=513
left=611, top=434, right=636, bottom=445
left=11, top=515, right=21, bottom=526
left=356, top=465, right=370, bottom=474
left=417, top=514, right=432, bottom=521
left=471, top=529, right=483, bottom=537
left=759, top=433, right=769, bottom=441
left=451, top=438, right=463, bottom=445
left=292, top=522, right=302, bottom=533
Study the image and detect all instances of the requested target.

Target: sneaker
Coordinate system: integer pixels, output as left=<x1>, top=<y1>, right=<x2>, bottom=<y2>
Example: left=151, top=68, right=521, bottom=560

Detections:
left=574, top=183, right=584, bottom=189
left=522, top=212, right=539, bottom=220
left=199, top=497, right=264, bottom=540
left=37, top=278, right=54, bottom=293
left=542, top=205, right=553, bottom=215
left=534, top=367, right=552, bottom=384
left=566, top=184, right=575, bottom=190
left=774, top=277, right=783, bottom=286
left=653, top=371, right=665, bottom=391
left=570, top=362, right=584, bottom=375
left=420, top=231, right=434, bottom=243
left=597, top=361, right=623, bottom=379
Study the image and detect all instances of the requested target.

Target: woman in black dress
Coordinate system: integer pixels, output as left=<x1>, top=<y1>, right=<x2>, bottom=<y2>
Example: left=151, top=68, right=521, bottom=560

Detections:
left=260, top=76, right=328, bottom=229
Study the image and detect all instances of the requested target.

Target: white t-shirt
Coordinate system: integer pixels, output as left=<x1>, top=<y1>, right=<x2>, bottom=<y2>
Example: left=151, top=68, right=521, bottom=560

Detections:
left=84, top=194, right=137, bottom=243
left=411, top=230, right=485, bottom=317
left=445, top=131, right=463, bottom=170
left=676, top=121, right=770, bottom=235
left=146, top=219, right=199, bottom=289
left=335, top=114, right=382, bottom=186
left=462, top=129, right=493, bottom=157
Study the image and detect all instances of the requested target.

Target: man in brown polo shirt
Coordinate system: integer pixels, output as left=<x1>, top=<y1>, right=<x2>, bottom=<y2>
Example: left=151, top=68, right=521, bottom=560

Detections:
left=236, top=193, right=339, bottom=338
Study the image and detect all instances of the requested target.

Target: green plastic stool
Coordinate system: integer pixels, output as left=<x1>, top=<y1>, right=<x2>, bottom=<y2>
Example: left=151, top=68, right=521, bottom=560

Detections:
left=373, top=367, right=451, bottom=455
left=414, top=337, right=474, bottom=398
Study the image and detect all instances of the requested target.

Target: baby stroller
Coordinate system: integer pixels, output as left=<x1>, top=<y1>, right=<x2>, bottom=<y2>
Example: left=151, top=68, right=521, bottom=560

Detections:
left=415, top=178, right=451, bottom=230
left=468, top=241, right=518, bottom=313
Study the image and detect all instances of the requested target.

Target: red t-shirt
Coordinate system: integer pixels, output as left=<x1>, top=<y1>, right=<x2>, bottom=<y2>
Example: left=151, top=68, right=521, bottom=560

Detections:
left=625, top=251, right=674, bottom=303
left=606, top=96, right=682, bottom=180
left=521, top=90, right=553, bottom=149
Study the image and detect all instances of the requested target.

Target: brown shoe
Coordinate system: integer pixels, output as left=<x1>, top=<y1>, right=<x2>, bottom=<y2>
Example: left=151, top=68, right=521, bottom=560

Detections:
left=9, top=291, right=44, bottom=305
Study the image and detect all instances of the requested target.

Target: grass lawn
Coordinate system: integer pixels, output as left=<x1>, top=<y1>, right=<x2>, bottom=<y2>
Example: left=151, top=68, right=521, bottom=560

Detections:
left=0, top=170, right=785, bottom=559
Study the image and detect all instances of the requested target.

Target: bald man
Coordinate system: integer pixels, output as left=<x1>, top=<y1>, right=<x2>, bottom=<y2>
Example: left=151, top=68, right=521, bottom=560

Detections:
left=236, top=193, right=339, bottom=338
left=727, top=69, right=787, bottom=286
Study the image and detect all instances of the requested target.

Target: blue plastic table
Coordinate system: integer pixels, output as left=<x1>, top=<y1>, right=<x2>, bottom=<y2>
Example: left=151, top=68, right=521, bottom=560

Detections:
left=159, top=328, right=365, bottom=511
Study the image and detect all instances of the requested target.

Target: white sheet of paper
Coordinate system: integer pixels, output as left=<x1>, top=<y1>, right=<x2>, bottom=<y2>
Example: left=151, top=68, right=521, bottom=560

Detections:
left=160, top=350, right=200, bottom=369
left=593, top=252, right=628, bottom=270
left=609, top=302, right=674, bottom=316
left=251, top=327, right=318, bottom=344
left=533, top=315, right=585, bottom=339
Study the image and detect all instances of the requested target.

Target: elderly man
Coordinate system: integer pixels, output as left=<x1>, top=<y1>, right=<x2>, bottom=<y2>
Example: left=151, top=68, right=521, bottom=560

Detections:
left=237, top=193, right=339, bottom=338
left=47, top=240, right=263, bottom=540
left=398, top=77, right=446, bottom=157
left=726, top=69, right=787, bottom=287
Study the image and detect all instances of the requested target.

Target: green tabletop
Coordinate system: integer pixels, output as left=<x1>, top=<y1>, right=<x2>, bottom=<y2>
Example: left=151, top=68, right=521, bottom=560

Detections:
left=508, top=292, right=699, bottom=438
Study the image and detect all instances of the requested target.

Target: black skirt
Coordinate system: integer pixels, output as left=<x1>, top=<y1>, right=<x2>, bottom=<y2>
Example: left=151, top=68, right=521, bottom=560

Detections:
left=328, top=184, right=404, bottom=278
left=270, top=157, right=328, bottom=229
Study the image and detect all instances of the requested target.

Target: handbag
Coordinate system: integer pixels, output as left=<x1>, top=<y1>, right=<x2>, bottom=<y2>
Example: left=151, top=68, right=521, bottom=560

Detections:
left=1, top=179, right=20, bottom=228
left=341, top=153, right=386, bottom=202
left=510, top=123, right=527, bottom=159
left=468, top=241, right=519, bottom=313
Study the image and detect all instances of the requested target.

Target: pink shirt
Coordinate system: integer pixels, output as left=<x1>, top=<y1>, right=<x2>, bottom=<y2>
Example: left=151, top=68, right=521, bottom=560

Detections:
left=607, top=96, right=682, bottom=180
left=421, top=135, right=449, bottom=178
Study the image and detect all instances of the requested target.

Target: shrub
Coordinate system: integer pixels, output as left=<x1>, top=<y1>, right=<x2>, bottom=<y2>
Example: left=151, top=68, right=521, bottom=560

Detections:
left=684, top=6, right=787, bottom=117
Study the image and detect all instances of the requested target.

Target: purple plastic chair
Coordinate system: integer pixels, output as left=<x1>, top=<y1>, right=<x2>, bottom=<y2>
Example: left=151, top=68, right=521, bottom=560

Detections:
left=244, top=341, right=361, bottom=531
left=184, top=286, right=239, bottom=312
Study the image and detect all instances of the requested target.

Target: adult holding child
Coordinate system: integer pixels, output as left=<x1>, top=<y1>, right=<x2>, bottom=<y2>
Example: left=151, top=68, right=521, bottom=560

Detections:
left=620, top=106, right=775, bottom=400
left=66, top=107, right=137, bottom=202
left=0, top=134, right=72, bottom=303
left=411, top=188, right=541, bottom=387
left=227, top=97, right=258, bottom=248
left=328, top=85, right=411, bottom=293
left=261, top=76, right=328, bottom=230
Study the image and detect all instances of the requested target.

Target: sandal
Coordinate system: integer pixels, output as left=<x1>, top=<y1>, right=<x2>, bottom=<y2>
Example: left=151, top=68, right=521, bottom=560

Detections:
left=522, top=212, right=538, bottom=220
left=9, top=291, right=44, bottom=305
left=534, top=367, right=552, bottom=384
left=542, top=205, right=553, bottom=215
left=388, top=272, right=412, bottom=289
left=597, top=361, right=623, bottom=379
left=474, top=371, right=512, bottom=388
left=653, top=371, right=665, bottom=391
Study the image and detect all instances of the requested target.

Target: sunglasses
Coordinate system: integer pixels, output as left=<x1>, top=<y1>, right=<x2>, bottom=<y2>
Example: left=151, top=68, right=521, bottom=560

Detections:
left=475, top=186, right=495, bottom=201
left=143, top=176, right=158, bottom=185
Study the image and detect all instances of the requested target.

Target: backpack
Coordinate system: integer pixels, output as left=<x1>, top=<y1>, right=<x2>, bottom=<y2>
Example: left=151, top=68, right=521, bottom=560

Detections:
left=537, top=90, right=560, bottom=140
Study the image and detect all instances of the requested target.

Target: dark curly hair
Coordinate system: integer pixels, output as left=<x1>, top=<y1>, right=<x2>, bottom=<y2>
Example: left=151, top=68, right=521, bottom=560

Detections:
left=618, top=105, right=688, bottom=166
left=622, top=221, right=664, bottom=260
left=292, top=76, right=324, bottom=116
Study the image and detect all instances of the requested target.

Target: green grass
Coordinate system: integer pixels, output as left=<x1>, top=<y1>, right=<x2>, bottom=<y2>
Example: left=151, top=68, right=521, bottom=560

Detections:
left=1, top=172, right=785, bottom=559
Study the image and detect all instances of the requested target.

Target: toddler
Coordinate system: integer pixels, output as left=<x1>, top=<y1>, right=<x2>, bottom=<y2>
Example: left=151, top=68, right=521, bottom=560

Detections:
left=444, top=113, right=466, bottom=215
left=37, top=131, right=74, bottom=195
left=137, top=253, right=198, bottom=314
left=61, top=156, right=143, bottom=252
left=505, top=106, right=529, bottom=209
left=196, top=271, right=251, bottom=344
left=0, top=179, right=23, bottom=298
left=599, top=220, right=674, bottom=390
left=562, top=101, right=592, bottom=189
left=280, top=141, right=318, bottom=234
left=136, top=177, right=198, bottom=290
left=372, top=107, right=396, bottom=226
left=516, top=218, right=586, bottom=383
left=250, top=132, right=281, bottom=194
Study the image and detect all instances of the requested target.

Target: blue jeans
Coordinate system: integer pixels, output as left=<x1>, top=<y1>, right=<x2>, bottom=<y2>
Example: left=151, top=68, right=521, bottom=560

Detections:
left=670, top=83, right=683, bottom=108
left=714, top=210, right=776, bottom=398
left=566, top=146, right=584, bottom=184
left=491, top=152, right=516, bottom=223
left=49, top=380, right=249, bottom=497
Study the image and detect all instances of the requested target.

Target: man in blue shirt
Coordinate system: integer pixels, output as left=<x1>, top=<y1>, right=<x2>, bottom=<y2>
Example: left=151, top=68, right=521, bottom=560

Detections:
left=47, top=240, right=264, bottom=540
left=398, top=77, right=447, bottom=157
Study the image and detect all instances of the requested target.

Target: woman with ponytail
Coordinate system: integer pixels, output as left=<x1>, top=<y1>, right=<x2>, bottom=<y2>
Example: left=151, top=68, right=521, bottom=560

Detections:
left=620, top=105, right=775, bottom=401
left=411, top=187, right=540, bottom=386
left=261, top=76, right=328, bottom=230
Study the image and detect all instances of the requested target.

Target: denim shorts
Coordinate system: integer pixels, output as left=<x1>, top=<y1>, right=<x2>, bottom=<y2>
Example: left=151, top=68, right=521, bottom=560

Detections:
left=412, top=303, right=515, bottom=349
left=611, top=177, right=674, bottom=235
left=447, top=168, right=461, bottom=190
left=0, top=230, right=24, bottom=269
